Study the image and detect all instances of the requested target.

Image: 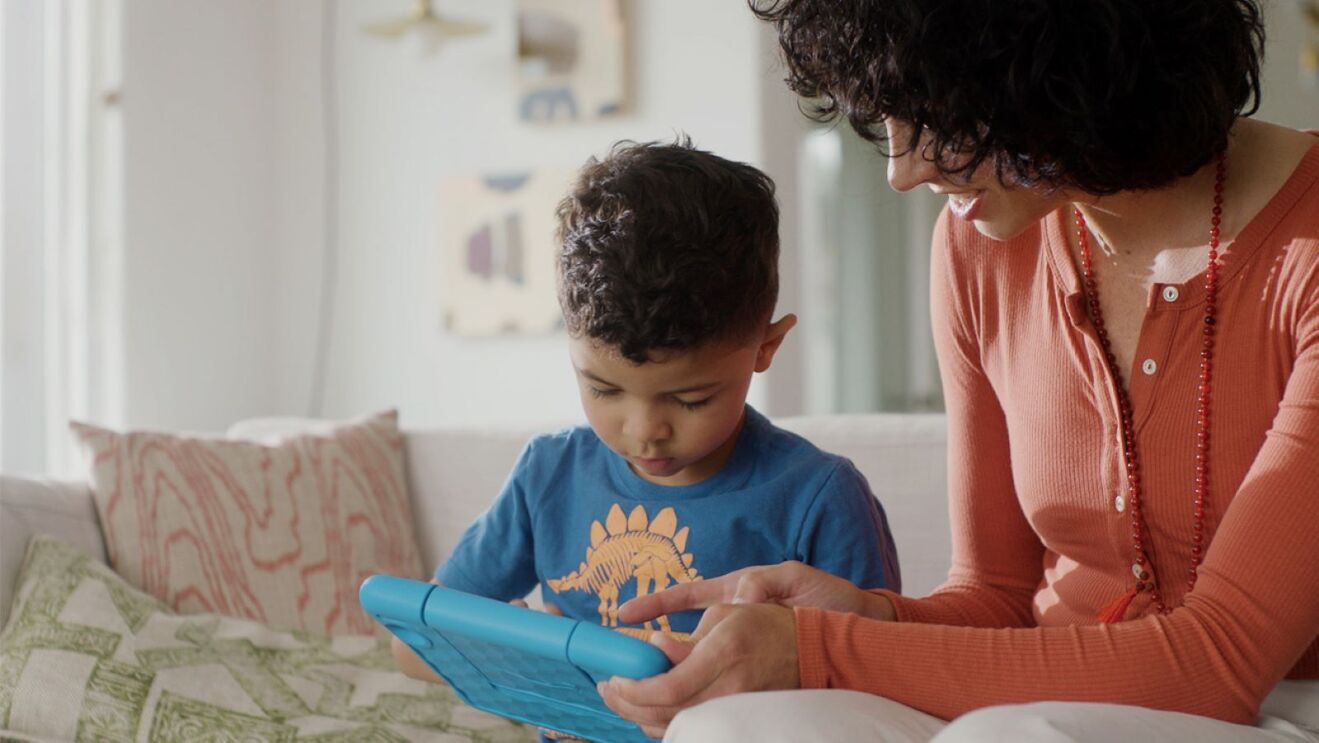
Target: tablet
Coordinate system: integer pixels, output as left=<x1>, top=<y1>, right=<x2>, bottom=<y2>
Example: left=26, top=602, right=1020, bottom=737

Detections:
left=360, top=575, right=672, bottom=742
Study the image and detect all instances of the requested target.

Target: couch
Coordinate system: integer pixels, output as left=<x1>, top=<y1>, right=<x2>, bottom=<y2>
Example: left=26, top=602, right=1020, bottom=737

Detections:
left=0, top=412, right=950, bottom=737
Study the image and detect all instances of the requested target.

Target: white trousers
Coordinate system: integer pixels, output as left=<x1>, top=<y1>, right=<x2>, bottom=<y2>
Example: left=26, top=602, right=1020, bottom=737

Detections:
left=663, top=681, right=1319, bottom=742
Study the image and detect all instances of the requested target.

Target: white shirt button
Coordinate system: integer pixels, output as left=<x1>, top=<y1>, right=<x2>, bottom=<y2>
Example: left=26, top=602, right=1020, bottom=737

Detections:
left=1115, top=494, right=1126, bottom=513
left=1162, top=286, right=1180, bottom=303
left=1141, top=358, right=1158, bottom=375
left=1132, top=562, right=1147, bottom=579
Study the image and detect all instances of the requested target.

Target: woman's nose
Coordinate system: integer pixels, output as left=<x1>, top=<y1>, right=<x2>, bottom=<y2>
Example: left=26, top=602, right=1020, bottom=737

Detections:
left=884, top=119, right=941, bottom=193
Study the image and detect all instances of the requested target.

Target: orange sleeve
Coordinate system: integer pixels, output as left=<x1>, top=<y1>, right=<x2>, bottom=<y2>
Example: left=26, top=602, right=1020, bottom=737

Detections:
left=872, top=209, right=1043, bottom=629
left=795, top=211, right=1319, bottom=724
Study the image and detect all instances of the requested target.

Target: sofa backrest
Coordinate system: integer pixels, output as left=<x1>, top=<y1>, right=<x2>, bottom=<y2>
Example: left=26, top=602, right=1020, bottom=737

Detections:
left=0, top=412, right=952, bottom=627
left=0, top=475, right=106, bottom=621
left=400, top=414, right=951, bottom=598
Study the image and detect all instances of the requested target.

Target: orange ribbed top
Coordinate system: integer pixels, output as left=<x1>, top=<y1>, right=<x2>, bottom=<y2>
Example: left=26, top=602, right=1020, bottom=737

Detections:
left=796, top=140, right=1319, bottom=724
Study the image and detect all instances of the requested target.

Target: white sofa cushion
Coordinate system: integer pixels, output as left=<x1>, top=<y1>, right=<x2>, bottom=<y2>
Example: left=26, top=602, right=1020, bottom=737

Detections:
left=0, top=475, right=105, bottom=624
left=401, top=427, right=543, bottom=576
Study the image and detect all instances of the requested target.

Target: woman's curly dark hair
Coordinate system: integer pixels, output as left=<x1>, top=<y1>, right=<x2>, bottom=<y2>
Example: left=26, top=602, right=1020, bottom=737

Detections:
left=753, top=0, right=1265, bottom=194
left=556, top=138, right=780, bottom=363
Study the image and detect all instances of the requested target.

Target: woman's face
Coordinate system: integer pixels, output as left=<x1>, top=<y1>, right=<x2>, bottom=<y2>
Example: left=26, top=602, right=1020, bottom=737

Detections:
left=884, top=119, right=1073, bottom=241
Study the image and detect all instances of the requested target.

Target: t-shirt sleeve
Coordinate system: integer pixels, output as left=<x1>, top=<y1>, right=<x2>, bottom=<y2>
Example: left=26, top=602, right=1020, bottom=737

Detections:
left=433, top=439, right=540, bottom=601
left=794, top=461, right=902, bottom=593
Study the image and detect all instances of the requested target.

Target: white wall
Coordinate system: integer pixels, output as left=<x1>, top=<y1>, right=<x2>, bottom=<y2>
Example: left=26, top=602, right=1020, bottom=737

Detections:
left=1259, top=2, right=1319, bottom=129
left=120, top=0, right=277, bottom=431
left=271, top=0, right=772, bottom=429
left=113, top=0, right=785, bottom=434
left=111, top=0, right=1316, bottom=434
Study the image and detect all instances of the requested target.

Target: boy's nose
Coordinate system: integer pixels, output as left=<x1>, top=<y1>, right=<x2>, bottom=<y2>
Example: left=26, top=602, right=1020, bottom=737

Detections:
left=624, top=410, right=671, bottom=447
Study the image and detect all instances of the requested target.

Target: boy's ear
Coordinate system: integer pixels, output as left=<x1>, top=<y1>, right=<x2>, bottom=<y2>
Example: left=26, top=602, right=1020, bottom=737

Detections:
left=754, top=314, right=798, bottom=373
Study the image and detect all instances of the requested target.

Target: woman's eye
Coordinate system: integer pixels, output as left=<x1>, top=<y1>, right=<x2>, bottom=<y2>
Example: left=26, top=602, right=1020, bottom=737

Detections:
left=588, top=387, right=619, bottom=399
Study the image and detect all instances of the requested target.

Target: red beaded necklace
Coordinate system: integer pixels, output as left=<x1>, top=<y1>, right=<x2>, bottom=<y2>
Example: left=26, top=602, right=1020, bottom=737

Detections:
left=1074, top=153, right=1226, bottom=623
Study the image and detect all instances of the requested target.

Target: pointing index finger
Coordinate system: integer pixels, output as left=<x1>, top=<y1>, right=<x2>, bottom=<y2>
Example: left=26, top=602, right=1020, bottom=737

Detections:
left=617, top=574, right=737, bottom=624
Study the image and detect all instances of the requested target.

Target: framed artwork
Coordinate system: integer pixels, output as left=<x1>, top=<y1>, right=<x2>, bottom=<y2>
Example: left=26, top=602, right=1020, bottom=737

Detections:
left=517, top=0, right=627, bottom=123
left=440, top=170, right=576, bottom=336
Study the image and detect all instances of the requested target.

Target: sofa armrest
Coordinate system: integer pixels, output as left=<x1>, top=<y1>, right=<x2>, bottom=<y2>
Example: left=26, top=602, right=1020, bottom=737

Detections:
left=0, top=475, right=105, bottom=622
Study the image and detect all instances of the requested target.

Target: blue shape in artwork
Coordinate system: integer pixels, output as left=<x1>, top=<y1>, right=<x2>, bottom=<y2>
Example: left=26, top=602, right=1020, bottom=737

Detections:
left=520, top=87, right=578, bottom=122
left=484, top=174, right=530, bottom=193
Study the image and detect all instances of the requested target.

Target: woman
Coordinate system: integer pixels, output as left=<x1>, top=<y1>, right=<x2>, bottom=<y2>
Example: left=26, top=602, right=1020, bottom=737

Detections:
left=598, top=1, right=1319, bottom=740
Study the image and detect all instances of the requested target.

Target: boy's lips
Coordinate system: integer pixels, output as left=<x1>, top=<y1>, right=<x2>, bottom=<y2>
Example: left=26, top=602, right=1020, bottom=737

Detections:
left=631, top=456, right=676, bottom=473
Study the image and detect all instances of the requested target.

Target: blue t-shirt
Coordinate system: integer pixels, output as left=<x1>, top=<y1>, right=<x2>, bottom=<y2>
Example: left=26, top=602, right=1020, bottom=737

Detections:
left=436, top=406, right=900, bottom=636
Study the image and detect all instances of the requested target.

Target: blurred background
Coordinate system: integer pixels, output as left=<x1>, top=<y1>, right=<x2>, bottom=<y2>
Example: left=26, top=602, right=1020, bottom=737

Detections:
left=2, top=0, right=1317, bottom=476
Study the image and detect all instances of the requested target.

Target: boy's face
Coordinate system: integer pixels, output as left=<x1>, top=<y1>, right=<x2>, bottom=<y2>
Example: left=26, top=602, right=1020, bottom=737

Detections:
left=568, top=317, right=794, bottom=487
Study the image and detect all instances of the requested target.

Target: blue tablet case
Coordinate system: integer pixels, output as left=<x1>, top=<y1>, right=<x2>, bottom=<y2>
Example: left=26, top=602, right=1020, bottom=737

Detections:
left=360, top=575, right=671, bottom=743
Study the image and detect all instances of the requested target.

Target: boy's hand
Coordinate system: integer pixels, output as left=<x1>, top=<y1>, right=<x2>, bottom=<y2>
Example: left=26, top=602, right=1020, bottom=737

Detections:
left=391, top=634, right=444, bottom=684
left=510, top=598, right=562, bottom=615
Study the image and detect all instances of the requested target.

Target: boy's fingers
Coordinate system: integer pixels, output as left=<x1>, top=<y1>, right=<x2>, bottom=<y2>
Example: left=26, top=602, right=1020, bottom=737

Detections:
left=509, top=598, right=528, bottom=608
left=544, top=602, right=563, bottom=616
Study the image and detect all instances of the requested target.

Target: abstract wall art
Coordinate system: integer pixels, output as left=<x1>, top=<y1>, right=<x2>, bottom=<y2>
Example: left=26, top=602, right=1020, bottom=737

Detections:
left=517, top=0, right=627, bottom=123
left=440, top=170, right=576, bottom=335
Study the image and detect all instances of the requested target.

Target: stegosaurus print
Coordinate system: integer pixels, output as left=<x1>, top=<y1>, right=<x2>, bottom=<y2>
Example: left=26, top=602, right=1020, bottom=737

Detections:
left=547, top=503, right=700, bottom=639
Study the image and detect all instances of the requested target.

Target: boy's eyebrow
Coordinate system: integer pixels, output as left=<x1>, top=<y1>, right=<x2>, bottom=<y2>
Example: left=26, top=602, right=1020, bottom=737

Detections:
left=577, top=368, right=720, bottom=395
left=578, top=369, right=619, bottom=387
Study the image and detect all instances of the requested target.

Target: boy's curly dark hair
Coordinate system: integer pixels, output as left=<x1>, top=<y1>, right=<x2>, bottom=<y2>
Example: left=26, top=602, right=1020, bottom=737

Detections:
left=753, top=0, right=1264, bottom=195
left=556, top=139, right=779, bottom=364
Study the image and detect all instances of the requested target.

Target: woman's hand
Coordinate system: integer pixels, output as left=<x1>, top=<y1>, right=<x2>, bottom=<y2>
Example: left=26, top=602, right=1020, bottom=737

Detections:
left=600, top=562, right=896, bottom=738
left=599, top=602, right=799, bottom=739
left=616, top=560, right=895, bottom=626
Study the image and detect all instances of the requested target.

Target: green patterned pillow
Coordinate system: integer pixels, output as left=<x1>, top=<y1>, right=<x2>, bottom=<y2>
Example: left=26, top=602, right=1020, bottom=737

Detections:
left=0, top=536, right=536, bottom=742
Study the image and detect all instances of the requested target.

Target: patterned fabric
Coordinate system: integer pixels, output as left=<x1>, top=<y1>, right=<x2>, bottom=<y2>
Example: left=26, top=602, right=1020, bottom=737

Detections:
left=71, top=410, right=425, bottom=636
left=0, top=536, right=535, bottom=742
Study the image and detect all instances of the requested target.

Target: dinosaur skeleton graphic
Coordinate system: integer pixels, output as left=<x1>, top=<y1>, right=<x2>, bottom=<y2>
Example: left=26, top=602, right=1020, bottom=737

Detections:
left=547, top=503, right=700, bottom=637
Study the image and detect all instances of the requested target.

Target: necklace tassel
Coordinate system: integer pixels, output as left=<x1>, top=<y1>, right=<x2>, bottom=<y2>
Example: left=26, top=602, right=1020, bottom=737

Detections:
left=1097, top=587, right=1140, bottom=624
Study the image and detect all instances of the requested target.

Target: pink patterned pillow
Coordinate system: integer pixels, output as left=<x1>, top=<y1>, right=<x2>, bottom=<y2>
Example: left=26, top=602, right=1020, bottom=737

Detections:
left=70, top=410, right=424, bottom=635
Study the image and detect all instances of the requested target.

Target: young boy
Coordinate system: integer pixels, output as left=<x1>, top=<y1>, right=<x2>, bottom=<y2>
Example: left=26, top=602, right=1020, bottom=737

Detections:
left=396, top=139, right=898, bottom=673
